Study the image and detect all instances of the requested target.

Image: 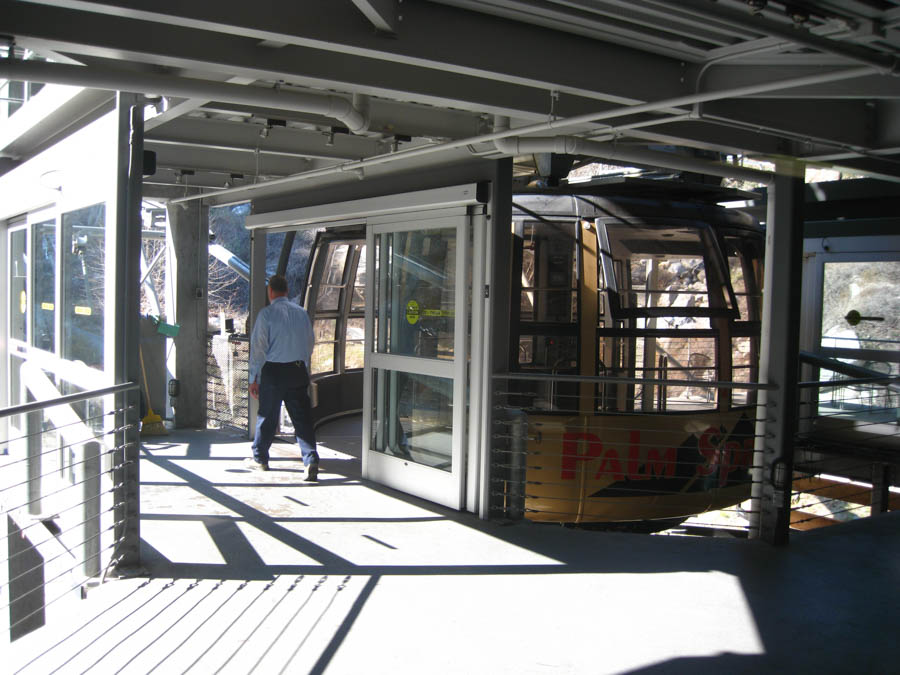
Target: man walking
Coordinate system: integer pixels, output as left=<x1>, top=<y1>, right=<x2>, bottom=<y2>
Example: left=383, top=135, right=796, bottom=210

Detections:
left=247, top=274, right=319, bottom=481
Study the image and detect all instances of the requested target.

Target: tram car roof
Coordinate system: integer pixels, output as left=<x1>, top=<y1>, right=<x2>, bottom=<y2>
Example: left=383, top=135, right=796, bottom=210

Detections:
left=512, top=177, right=762, bottom=234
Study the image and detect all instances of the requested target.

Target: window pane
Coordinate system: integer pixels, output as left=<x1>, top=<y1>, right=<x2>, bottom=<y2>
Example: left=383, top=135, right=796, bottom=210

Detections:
left=822, top=261, right=900, bottom=353
left=350, top=244, right=367, bottom=312
left=310, top=319, right=336, bottom=374
left=602, top=224, right=724, bottom=322
left=371, top=369, right=453, bottom=471
left=344, top=317, right=365, bottom=369
left=33, top=220, right=56, bottom=352
left=62, top=204, right=105, bottom=369
left=9, top=229, right=27, bottom=342
left=316, top=243, right=349, bottom=312
left=520, top=221, right=577, bottom=323
left=375, top=227, right=456, bottom=359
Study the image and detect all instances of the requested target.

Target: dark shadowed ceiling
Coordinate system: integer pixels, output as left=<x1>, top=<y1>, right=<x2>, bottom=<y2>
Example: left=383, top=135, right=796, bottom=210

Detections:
left=3, top=0, right=900, bottom=203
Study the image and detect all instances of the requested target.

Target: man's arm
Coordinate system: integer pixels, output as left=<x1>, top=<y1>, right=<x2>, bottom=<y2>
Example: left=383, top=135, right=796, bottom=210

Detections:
left=248, top=309, right=269, bottom=399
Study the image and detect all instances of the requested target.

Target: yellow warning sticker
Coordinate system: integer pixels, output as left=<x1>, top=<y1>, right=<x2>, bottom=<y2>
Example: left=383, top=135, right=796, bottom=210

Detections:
left=74, top=306, right=92, bottom=316
left=41, top=302, right=55, bottom=311
left=406, top=299, right=419, bottom=325
left=20, top=290, right=26, bottom=314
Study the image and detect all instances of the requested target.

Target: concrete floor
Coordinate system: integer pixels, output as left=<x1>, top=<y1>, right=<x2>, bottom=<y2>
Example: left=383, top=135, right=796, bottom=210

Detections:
left=10, top=417, right=900, bottom=674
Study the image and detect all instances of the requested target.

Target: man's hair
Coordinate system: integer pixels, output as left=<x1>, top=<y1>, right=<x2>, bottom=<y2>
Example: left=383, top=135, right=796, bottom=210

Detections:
left=267, top=274, right=288, bottom=294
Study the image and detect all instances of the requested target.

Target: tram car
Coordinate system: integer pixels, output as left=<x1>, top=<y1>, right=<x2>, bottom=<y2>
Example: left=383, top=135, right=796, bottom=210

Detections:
left=504, top=179, right=764, bottom=525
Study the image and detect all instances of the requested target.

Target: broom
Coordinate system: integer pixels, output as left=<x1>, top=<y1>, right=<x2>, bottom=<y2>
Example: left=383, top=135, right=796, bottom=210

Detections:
left=139, top=345, right=168, bottom=436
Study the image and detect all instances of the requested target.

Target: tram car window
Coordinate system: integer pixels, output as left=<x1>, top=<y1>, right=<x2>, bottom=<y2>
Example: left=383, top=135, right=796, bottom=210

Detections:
left=307, top=235, right=366, bottom=375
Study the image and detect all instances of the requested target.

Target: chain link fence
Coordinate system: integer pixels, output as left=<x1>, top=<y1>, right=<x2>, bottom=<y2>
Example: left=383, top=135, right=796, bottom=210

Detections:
left=207, top=334, right=249, bottom=432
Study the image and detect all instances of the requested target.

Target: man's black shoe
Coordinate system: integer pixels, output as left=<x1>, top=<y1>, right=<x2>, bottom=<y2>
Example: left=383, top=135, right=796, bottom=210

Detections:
left=244, top=458, right=269, bottom=472
left=305, top=464, right=319, bottom=482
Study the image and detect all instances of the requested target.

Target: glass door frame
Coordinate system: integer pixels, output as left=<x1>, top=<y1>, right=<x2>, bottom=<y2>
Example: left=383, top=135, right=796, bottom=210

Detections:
left=362, top=209, right=470, bottom=510
left=7, top=219, right=29, bottom=437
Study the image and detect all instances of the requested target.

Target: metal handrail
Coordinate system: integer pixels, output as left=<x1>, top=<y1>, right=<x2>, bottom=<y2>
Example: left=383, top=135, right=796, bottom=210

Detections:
left=493, top=372, right=776, bottom=391
left=0, top=382, right=138, bottom=420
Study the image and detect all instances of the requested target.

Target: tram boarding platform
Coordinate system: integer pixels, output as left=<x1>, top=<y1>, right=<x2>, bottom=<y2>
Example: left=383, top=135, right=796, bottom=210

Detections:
left=10, top=417, right=900, bottom=674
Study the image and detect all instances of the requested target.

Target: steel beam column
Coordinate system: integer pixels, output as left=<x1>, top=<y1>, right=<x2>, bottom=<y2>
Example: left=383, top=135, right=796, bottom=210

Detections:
left=751, top=159, right=805, bottom=545
left=247, top=226, right=268, bottom=439
left=113, top=92, right=144, bottom=570
left=871, top=464, right=893, bottom=515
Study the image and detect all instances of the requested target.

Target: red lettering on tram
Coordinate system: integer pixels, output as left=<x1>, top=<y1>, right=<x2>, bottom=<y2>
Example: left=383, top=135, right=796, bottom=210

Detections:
left=561, top=432, right=603, bottom=480
left=646, top=446, right=677, bottom=479
left=595, top=449, right=626, bottom=481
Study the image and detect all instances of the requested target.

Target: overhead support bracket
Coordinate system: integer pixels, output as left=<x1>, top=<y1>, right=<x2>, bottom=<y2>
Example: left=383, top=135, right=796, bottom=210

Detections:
left=351, top=0, right=399, bottom=34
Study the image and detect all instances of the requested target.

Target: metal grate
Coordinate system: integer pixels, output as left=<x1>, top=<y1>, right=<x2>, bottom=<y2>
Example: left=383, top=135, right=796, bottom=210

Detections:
left=207, top=334, right=249, bottom=432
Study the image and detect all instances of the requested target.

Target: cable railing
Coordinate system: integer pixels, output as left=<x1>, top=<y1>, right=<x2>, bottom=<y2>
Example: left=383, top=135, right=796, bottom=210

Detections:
left=1, top=381, right=139, bottom=643
left=793, top=353, right=899, bottom=530
left=490, top=372, right=773, bottom=535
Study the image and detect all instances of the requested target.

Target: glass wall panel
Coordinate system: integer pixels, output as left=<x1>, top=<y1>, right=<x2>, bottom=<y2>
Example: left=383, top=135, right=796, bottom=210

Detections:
left=372, top=369, right=453, bottom=471
left=62, top=203, right=105, bottom=369
left=10, top=228, right=27, bottom=343
left=32, top=220, right=56, bottom=352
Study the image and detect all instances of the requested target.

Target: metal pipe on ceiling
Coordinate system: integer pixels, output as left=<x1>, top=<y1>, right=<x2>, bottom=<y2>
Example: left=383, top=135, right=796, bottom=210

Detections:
left=167, top=64, right=876, bottom=205
left=491, top=127, right=775, bottom=185
left=0, top=59, right=371, bottom=133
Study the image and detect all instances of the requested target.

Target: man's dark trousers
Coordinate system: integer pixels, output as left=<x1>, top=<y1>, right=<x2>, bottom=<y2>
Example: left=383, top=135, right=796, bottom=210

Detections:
left=252, top=361, right=318, bottom=467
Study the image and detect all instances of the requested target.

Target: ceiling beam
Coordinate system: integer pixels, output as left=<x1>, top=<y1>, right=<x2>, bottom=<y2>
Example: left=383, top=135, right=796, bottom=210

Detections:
left=5, top=0, right=690, bottom=106
left=699, top=99, right=875, bottom=151
left=697, top=65, right=900, bottom=99
left=146, top=117, right=386, bottom=161
left=145, top=141, right=325, bottom=179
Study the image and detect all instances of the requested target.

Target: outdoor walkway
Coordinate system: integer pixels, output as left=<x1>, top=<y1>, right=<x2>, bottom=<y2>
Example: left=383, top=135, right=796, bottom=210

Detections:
left=10, top=417, right=900, bottom=674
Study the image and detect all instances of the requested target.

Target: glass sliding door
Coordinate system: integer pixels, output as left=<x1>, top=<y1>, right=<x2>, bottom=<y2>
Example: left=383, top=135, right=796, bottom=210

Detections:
left=363, top=214, right=468, bottom=509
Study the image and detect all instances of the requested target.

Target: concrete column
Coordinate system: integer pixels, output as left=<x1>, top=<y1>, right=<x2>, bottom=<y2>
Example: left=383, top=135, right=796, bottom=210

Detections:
left=751, top=160, right=805, bottom=545
left=165, top=200, right=209, bottom=428
left=246, top=228, right=267, bottom=437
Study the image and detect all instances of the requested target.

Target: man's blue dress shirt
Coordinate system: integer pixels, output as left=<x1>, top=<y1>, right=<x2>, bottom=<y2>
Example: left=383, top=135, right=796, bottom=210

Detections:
left=249, top=296, right=315, bottom=384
